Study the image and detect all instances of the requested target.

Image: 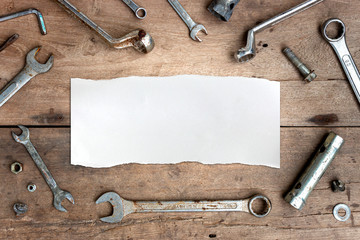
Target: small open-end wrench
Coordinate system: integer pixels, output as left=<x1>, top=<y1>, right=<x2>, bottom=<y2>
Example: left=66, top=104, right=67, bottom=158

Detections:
left=12, top=126, right=74, bottom=212
left=0, top=47, right=53, bottom=108
left=96, top=192, right=271, bottom=223
left=168, top=0, right=208, bottom=42
left=322, top=18, right=360, bottom=105
left=121, top=0, right=147, bottom=19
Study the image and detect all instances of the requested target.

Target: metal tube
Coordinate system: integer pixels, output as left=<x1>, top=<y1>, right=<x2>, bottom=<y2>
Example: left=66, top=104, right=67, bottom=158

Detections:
left=284, top=132, right=344, bottom=210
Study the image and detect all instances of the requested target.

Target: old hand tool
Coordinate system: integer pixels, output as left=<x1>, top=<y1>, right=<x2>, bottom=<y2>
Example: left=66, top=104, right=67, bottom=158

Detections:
left=0, top=9, right=47, bottom=35
left=234, top=0, right=323, bottom=63
left=208, top=0, right=240, bottom=22
left=322, top=18, right=360, bottom=105
left=12, top=126, right=74, bottom=212
left=121, top=0, right=147, bottom=19
left=96, top=192, right=271, bottom=223
left=168, top=0, right=208, bottom=42
left=284, top=132, right=344, bottom=210
left=0, top=47, right=53, bottom=108
left=0, top=34, right=19, bottom=52
left=54, top=0, right=154, bottom=53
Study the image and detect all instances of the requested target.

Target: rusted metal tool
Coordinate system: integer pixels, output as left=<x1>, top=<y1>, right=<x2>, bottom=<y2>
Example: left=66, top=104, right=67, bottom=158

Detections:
left=0, top=9, right=47, bottom=35
left=0, top=34, right=19, bottom=52
left=96, top=192, right=271, bottom=223
left=54, top=0, right=154, bottom=53
left=121, top=0, right=147, bottom=19
left=0, top=47, right=53, bottom=108
left=12, top=126, right=74, bottom=212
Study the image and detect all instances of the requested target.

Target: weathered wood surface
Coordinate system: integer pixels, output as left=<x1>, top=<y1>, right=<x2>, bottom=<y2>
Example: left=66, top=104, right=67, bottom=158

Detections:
left=0, top=0, right=359, bottom=239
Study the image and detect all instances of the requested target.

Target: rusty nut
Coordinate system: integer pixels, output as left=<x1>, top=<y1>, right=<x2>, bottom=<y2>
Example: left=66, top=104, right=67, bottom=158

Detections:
left=11, top=162, right=23, bottom=174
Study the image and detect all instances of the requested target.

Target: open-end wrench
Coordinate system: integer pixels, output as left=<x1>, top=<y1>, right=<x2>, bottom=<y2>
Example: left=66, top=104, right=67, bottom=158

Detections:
left=12, top=126, right=74, bottom=212
left=121, top=0, right=147, bottom=19
left=168, top=0, right=208, bottom=42
left=54, top=0, right=154, bottom=53
left=322, top=18, right=360, bottom=105
left=0, top=47, right=53, bottom=108
left=96, top=192, right=271, bottom=223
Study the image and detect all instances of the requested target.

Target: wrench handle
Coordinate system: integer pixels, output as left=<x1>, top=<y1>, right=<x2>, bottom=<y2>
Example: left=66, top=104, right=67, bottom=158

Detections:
left=168, top=0, right=196, bottom=30
left=329, top=40, right=360, bottom=104
left=23, top=141, right=59, bottom=192
left=0, top=66, right=37, bottom=108
left=134, top=200, right=247, bottom=213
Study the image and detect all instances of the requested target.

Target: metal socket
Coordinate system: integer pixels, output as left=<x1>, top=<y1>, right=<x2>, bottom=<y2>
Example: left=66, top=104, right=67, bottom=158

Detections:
left=284, top=132, right=344, bottom=210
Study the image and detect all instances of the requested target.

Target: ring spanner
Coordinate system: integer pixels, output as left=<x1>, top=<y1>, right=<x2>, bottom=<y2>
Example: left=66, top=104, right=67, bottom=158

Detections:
left=54, top=0, right=154, bottom=53
left=0, top=47, right=53, bottom=108
left=96, top=192, right=271, bottom=223
left=322, top=18, right=360, bottom=105
left=12, top=125, right=74, bottom=212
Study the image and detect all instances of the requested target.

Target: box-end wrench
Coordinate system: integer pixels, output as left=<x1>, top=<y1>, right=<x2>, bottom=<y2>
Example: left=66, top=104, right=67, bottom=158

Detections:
left=322, top=18, right=360, bottom=105
left=54, top=0, right=154, bottom=54
left=234, top=0, right=323, bottom=63
left=0, top=47, right=53, bottom=108
left=121, top=0, right=147, bottom=19
left=96, top=192, right=271, bottom=223
left=168, top=0, right=208, bottom=42
left=12, top=126, right=74, bottom=212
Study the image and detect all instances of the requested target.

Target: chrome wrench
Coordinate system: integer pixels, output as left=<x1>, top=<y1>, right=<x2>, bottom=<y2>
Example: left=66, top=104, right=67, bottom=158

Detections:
left=121, top=0, right=147, bottom=19
left=322, top=18, right=360, bottom=105
left=168, top=0, right=208, bottom=42
left=12, top=126, right=74, bottom=212
left=0, top=47, right=53, bottom=108
left=234, top=0, right=323, bottom=63
left=96, top=192, right=271, bottom=223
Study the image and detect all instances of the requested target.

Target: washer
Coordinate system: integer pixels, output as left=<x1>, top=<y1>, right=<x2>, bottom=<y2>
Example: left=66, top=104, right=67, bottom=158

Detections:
left=333, top=203, right=351, bottom=222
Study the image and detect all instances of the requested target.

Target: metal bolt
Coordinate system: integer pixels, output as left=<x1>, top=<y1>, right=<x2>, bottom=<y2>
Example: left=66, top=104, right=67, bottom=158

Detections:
left=331, top=180, right=345, bottom=192
left=283, top=47, right=317, bottom=82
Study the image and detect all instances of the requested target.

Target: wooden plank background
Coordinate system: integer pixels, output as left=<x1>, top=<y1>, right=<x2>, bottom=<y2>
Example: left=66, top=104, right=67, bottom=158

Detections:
left=0, top=0, right=359, bottom=239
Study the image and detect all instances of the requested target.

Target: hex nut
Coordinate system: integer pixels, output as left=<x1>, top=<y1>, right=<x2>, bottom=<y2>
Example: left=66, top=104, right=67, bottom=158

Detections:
left=11, top=162, right=23, bottom=174
left=13, top=202, right=28, bottom=216
left=27, top=183, right=36, bottom=192
left=331, top=180, right=345, bottom=192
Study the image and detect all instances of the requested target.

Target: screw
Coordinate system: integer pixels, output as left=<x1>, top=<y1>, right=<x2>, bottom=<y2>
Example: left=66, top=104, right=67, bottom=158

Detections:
left=331, top=180, right=345, bottom=192
left=283, top=47, right=317, bottom=82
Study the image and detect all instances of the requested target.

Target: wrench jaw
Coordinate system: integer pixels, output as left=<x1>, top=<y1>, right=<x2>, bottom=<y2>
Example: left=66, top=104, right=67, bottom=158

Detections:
left=12, top=125, right=30, bottom=144
left=111, top=29, right=155, bottom=54
left=190, top=24, right=208, bottom=42
left=54, top=190, right=75, bottom=212
left=26, top=47, right=54, bottom=74
left=96, top=192, right=125, bottom=223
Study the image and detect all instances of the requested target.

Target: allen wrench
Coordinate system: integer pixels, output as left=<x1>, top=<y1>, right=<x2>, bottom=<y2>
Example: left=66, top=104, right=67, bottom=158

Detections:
left=0, top=9, right=47, bottom=35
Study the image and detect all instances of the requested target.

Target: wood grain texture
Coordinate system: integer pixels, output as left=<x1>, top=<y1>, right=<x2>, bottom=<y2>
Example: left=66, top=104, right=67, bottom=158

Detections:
left=0, top=0, right=359, bottom=239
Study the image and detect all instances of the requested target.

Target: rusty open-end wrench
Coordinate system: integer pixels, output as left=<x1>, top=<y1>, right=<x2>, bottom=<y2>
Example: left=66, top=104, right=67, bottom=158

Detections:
left=12, top=126, right=74, bottom=212
left=0, top=47, right=53, bottom=108
left=54, top=0, right=154, bottom=53
left=96, top=192, right=271, bottom=223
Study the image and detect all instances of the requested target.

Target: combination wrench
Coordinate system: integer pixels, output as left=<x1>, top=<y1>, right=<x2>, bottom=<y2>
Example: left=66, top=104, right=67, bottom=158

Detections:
left=96, top=192, right=271, bottom=223
left=12, top=126, right=74, bottom=212
left=322, top=18, right=360, bottom=105
left=168, top=0, right=208, bottom=42
left=0, top=47, right=53, bottom=108
left=121, top=0, right=147, bottom=19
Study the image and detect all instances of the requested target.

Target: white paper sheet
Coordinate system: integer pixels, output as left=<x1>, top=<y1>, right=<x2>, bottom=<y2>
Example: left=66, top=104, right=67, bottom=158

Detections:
left=71, top=75, right=280, bottom=168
